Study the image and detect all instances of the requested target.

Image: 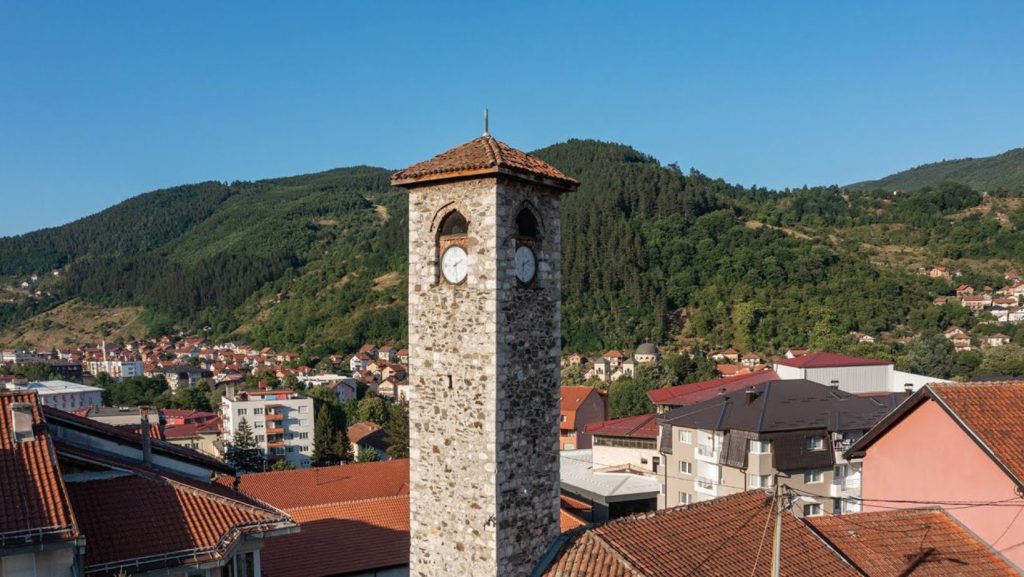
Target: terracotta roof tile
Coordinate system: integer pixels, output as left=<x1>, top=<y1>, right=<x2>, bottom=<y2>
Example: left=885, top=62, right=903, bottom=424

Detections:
left=560, top=509, right=588, bottom=533
left=262, top=496, right=409, bottom=577
left=584, top=414, right=658, bottom=439
left=218, top=459, right=410, bottom=509
left=930, top=382, right=1024, bottom=485
left=542, top=490, right=860, bottom=577
left=810, top=508, right=1020, bottom=576
left=66, top=474, right=291, bottom=574
left=775, top=352, right=892, bottom=369
left=391, top=135, right=578, bottom=191
left=0, top=391, right=79, bottom=546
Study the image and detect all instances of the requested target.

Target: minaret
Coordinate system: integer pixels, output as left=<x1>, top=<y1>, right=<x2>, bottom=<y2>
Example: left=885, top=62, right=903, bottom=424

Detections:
left=392, top=127, right=578, bottom=577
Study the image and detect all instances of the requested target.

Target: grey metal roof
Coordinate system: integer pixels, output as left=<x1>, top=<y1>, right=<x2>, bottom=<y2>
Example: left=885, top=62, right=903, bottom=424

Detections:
left=657, top=379, right=902, bottom=434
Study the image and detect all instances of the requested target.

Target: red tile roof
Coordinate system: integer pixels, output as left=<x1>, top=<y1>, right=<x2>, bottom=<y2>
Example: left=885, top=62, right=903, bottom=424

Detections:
left=584, top=413, right=658, bottom=439
left=0, top=391, right=79, bottom=547
left=65, top=473, right=291, bottom=574
left=218, top=459, right=410, bottom=509
left=775, top=352, right=892, bottom=368
left=809, top=508, right=1019, bottom=576
left=261, top=495, right=409, bottom=577
left=560, top=508, right=588, bottom=533
left=542, top=490, right=860, bottom=577
left=647, top=370, right=779, bottom=406
left=391, top=135, right=578, bottom=191
left=560, top=493, right=593, bottom=513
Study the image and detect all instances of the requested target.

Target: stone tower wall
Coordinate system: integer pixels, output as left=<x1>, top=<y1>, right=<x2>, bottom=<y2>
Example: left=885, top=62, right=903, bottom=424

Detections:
left=407, top=175, right=561, bottom=577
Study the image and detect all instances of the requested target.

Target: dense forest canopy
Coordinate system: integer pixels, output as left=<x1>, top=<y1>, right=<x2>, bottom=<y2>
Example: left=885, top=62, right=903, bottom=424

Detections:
left=2, top=140, right=1024, bottom=365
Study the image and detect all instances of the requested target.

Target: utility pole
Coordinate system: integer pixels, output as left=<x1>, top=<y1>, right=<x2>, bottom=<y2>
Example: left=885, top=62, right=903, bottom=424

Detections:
left=770, top=480, right=786, bottom=577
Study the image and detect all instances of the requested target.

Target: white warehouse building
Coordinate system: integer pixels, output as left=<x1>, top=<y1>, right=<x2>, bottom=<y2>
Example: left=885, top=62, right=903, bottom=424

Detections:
left=221, top=387, right=315, bottom=468
left=773, top=352, right=949, bottom=394
left=19, top=380, right=104, bottom=411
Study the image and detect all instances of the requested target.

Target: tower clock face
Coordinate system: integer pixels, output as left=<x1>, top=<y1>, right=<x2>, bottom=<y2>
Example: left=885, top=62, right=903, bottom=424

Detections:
left=441, top=245, right=468, bottom=284
left=514, top=245, right=536, bottom=284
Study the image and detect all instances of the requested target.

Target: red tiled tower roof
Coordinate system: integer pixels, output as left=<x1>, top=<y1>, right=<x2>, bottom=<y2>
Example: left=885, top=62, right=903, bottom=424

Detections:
left=0, top=391, right=79, bottom=547
left=391, top=135, right=578, bottom=191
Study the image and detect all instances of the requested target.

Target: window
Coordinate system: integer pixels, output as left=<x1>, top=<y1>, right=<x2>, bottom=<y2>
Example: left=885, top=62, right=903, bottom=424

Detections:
left=594, top=437, right=657, bottom=450
left=679, top=461, right=692, bottom=475
left=803, top=503, right=822, bottom=517
left=750, top=440, right=771, bottom=453
left=805, top=436, right=825, bottom=451
left=652, top=456, right=660, bottom=473
left=560, top=415, right=567, bottom=422
left=748, top=474, right=772, bottom=489
left=678, top=492, right=692, bottom=505
left=298, top=432, right=309, bottom=440
left=516, top=208, right=540, bottom=238
left=256, top=435, right=265, bottom=442
left=253, top=407, right=264, bottom=415
left=237, top=408, right=247, bottom=416
left=804, top=470, right=824, bottom=484
left=678, top=430, right=692, bottom=444
left=254, top=423, right=264, bottom=429
left=299, top=405, right=308, bottom=414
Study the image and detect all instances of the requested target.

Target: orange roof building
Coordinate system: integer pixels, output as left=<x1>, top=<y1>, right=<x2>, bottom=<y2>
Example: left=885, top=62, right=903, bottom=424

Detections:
left=560, top=386, right=607, bottom=451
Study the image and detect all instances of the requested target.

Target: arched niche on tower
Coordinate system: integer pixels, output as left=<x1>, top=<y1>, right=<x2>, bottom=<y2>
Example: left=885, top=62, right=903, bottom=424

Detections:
left=432, top=205, right=470, bottom=285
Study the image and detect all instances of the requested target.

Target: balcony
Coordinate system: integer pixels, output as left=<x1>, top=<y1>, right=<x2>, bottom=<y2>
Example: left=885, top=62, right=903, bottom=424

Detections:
left=266, top=427, right=284, bottom=435
left=695, top=477, right=718, bottom=495
left=265, top=412, right=284, bottom=422
left=266, top=440, right=286, bottom=448
left=695, top=444, right=719, bottom=462
left=830, top=475, right=861, bottom=497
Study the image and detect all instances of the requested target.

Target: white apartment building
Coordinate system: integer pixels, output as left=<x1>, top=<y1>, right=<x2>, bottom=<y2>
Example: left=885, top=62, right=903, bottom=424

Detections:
left=221, top=388, right=315, bottom=468
left=24, top=380, right=104, bottom=411
left=86, top=359, right=145, bottom=381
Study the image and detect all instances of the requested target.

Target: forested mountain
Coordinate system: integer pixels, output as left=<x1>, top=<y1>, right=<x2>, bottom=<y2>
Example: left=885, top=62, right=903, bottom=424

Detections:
left=2, top=140, right=1024, bottom=363
left=848, top=147, right=1024, bottom=193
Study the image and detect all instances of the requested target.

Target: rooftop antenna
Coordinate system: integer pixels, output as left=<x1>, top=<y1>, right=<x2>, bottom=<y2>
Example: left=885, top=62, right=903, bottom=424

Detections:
left=483, top=108, right=490, bottom=137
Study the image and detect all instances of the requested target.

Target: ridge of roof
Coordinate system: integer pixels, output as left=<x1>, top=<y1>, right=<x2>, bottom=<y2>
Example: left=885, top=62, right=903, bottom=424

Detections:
left=775, top=352, right=892, bottom=369
left=391, top=135, right=578, bottom=191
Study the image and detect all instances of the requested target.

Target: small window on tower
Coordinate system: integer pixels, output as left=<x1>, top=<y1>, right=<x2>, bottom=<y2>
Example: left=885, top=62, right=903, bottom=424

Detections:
left=439, top=211, right=468, bottom=237
left=515, top=208, right=540, bottom=238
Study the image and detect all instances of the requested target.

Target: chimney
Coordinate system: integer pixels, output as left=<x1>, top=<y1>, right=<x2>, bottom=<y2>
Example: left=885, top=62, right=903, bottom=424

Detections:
left=745, top=387, right=759, bottom=404
left=10, top=402, right=35, bottom=443
left=140, top=406, right=153, bottom=466
left=904, top=383, right=913, bottom=397
left=830, top=380, right=839, bottom=389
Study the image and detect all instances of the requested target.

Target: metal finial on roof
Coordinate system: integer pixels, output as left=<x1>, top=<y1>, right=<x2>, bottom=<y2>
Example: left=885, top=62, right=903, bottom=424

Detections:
left=483, top=108, right=489, bottom=137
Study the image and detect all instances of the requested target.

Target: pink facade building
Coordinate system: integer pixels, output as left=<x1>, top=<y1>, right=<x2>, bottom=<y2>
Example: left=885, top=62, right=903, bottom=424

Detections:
left=560, top=386, right=607, bottom=450
left=849, top=382, right=1024, bottom=570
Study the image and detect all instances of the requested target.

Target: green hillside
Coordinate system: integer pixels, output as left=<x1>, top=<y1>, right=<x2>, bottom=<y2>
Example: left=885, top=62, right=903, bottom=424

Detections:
left=3, top=140, right=1024, bottom=371
left=848, top=148, right=1024, bottom=193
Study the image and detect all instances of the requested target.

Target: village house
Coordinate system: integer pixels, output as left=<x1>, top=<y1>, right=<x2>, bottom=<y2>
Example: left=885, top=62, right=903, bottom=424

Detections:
left=347, top=421, right=391, bottom=460
left=944, top=327, right=973, bottom=351
left=0, top=391, right=295, bottom=576
left=540, top=489, right=1020, bottom=577
left=848, top=382, right=1024, bottom=569
left=987, top=333, right=1011, bottom=347
left=957, top=284, right=975, bottom=297
left=559, top=386, right=607, bottom=450
left=962, top=294, right=992, bottom=311
left=657, top=379, right=903, bottom=515
left=849, top=331, right=875, bottom=343
left=710, top=347, right=741, bottom=363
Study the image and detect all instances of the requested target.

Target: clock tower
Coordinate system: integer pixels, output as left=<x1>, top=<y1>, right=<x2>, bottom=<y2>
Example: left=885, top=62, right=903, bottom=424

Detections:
left=392, top=131, right=578, bottom=577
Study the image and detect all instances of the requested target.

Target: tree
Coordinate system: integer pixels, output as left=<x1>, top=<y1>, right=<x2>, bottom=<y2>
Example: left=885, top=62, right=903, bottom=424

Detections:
left=561, top=365, right=585, bottom=386
left=312, top=405, right=348, bottom=466
left=897, top=335, right=957, bottom=379
left=977, top=344, right=1024, bottom=377
left=356, top=448, right=382, bottom=463
left=271, top=459, right=295, bottom=471
left=225, top=418, right=265, bottom=472
left=356, top=393, right=389, bottom=426
left=608, top=377, right=656, bottom=418
left=170, top=382, right=213, bottom=412
left=385, top=400, right=409, bottom=459
left=283, top=374, right=302, bottom=392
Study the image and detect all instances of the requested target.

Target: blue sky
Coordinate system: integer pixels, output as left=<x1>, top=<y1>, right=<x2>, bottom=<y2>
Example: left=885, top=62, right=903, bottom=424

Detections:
left=1, top=1, right=1022, bottom=236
